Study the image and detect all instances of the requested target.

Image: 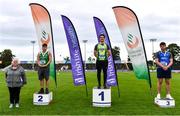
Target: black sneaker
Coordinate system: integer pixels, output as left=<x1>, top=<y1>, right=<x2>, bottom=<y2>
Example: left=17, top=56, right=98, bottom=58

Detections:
left=38, top=88, right=44, bottom=94
left=45, top=88, right=49, bottom=94
left=97, top=86, right=101, bottom=89
left=104, top=85, right=107, bottom=89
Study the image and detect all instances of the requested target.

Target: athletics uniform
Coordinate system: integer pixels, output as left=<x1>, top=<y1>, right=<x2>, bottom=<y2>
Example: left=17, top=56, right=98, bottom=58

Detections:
left=38, top=51, right=50, bottom=81
left=94, top=43, right=110, bottom=87
left=156, top=51, right=172, bottom=78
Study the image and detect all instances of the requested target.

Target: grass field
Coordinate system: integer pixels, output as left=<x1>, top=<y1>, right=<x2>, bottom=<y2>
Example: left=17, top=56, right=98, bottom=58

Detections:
left=0, top=71, right=180, bottom=115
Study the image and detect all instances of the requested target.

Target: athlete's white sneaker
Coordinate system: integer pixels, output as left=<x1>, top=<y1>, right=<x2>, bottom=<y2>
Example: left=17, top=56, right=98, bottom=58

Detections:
left=156, top=93, right=161, bottom=99
left=166, top=94, right=174, bottom=100
left=15, top=103, right=19, bottom=108
left=9, top=104, right=13, bottom=108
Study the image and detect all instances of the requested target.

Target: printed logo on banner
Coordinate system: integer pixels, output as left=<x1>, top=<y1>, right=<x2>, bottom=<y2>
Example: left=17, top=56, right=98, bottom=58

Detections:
left=107, top=79, right=116, bottom=84
left=75, top=78, right=84, bottom=84
left=127, top=33, right=139, bottom=49
left=41, top=30, right=50, bottom=45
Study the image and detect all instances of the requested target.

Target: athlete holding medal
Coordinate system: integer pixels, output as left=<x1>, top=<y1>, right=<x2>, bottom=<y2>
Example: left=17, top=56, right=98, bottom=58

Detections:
left=37, top=43, right=52, bottom=94
left=155, top=42, right=173, bottom=100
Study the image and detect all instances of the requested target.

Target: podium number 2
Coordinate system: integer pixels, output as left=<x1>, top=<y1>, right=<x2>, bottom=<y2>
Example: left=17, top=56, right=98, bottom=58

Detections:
left=99, top=91, right=104, bottom=101
left=166, top=101, right=170, bottom=105
left=38, top=95, right=43, bottom=102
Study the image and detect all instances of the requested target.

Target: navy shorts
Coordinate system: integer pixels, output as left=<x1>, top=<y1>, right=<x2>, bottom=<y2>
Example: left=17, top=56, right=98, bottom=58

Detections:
left=38, top=67, right=50, bottom=81
left=157, top=68, right=171, bottom=78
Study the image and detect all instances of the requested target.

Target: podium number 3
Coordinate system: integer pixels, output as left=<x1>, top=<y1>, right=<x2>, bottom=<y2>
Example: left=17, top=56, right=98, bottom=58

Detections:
left=99, top=91, right=104, bottom=101
left=166, top=101, right=170, bottom=105
left=38, top=95, right=43, bottom=102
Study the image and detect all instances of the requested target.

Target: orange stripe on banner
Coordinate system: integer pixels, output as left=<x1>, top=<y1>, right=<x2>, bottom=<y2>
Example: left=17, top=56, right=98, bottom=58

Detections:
left=113, top=7, right=136, bottom=28
left=30, top=5, right=49, bottom=24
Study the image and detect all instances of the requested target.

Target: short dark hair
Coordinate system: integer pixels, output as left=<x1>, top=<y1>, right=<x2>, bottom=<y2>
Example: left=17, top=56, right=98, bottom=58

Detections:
left=99, top=34, right=105, bottom=38
left=42, top=43, right=47, bottom=47
left=160, top=42, right=166, bottom=46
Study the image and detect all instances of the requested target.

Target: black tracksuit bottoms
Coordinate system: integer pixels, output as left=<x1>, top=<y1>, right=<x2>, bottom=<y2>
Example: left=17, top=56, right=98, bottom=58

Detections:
left=8, top=87, right=21, bottom=104
left=96, top=60, right=108, bottom=87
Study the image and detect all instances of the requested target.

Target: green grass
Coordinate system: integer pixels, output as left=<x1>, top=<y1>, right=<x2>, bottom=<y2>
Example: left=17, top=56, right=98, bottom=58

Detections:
left=0, top=71, right=180, bottom=115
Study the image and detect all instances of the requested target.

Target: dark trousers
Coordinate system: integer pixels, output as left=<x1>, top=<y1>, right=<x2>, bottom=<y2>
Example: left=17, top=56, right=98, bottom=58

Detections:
left=96, top=60, right=108, bottom=87
left=8, top=87, right=21, bottom=104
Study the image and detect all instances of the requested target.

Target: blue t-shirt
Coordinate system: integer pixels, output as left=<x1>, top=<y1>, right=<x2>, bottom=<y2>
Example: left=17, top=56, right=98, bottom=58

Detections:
left=156, top=51, right=172, bottom=68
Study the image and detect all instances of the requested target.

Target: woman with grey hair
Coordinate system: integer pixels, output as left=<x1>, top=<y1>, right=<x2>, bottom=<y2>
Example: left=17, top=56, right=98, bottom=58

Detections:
left=5, top=58, right=27, bottom=108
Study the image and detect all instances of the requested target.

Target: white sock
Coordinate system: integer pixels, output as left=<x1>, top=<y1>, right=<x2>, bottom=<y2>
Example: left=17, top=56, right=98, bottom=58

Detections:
left=156, top=93, right=161, bottom=99
left=166, top=94, right=171, bottom=97
left=157, top=93, right=160, bottom=97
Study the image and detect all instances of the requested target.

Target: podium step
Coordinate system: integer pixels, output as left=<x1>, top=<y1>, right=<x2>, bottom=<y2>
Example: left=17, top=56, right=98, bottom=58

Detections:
left=92, top=87, right=111, bottom=107
left=33, top=92, right=53, bottom=105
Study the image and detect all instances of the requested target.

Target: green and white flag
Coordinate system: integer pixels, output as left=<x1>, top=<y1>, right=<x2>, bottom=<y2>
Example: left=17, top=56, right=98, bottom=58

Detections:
left=113, top=6, right=152, bottom=88
left=30, top=3, right=57, bottom=86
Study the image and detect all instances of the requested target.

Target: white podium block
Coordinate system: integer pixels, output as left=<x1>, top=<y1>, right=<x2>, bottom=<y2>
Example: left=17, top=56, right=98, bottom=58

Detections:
left=154, top=97, right=175, bottom=108
left=92, top=87, right=111, bottom=107
left=33, top=92, right=53, bottom=105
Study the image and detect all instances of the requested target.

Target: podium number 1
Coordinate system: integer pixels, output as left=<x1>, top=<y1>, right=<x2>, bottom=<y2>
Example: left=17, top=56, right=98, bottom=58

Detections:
left=38, top=95, right=43, bottom=102
left=99, top=91, right=104, bottom=101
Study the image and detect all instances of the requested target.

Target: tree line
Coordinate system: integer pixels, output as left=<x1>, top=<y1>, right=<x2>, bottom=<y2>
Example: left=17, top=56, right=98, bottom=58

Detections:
left=0, top=43, right=179, bottom=69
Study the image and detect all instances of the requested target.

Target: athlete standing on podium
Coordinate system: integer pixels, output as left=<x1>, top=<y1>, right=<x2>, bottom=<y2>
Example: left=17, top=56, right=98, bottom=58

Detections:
left=94, top=34, right=111, bottom=89
left=155, top=42, right=173, bottom=100
left=37, top=43, right=52, bottom=94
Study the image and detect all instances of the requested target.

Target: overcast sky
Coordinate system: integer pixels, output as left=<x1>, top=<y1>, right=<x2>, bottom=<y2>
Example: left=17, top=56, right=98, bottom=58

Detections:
left=0, top=0, right=180, bottom=62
